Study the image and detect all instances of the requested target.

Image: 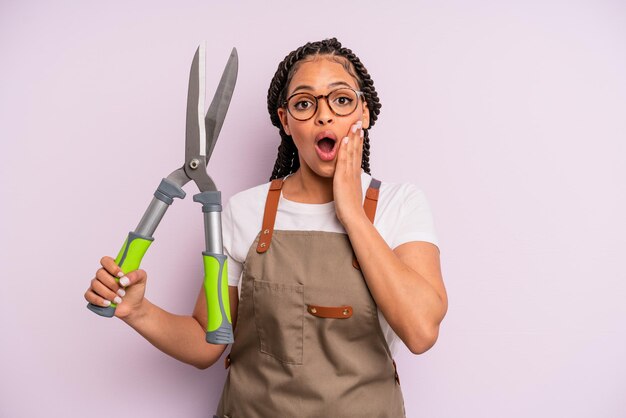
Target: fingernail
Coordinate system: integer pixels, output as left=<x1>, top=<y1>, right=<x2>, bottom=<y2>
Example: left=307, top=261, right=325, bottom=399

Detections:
left=117, top=288, right=126, bottom=297
left=360, top=129, right=364, bottom=139
left=119, top=276, right=130, bottom=287
left=103, top=300, right=111, bottom=307
left=351, top=124, right=358, bottom=133
left=343, top=137, right=349, bottom=144
left=113, top=296, right=122, bottom=304
left=356, top=120, right=363, bottom=128
left=117, top=271, right=125, bottom=278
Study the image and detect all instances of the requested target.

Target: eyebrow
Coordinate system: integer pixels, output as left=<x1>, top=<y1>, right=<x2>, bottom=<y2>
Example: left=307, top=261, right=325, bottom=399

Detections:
left=290, top=81, right=354, bottom=95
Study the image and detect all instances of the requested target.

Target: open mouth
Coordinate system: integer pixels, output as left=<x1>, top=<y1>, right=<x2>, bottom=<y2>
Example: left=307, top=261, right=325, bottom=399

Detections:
left=317, top=137, right=336, bottom=153
left=315, top=131, right=338, bottom=161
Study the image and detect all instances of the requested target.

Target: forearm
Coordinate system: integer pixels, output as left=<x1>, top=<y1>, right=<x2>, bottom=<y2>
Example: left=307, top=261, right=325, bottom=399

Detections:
left=122, top=299, right=226, bottom=369
left=344, top=213, right=446, bottom=353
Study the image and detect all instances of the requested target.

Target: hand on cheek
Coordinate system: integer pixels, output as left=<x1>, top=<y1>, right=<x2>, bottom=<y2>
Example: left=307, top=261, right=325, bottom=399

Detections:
left=333, top=119, right=365, bottom=226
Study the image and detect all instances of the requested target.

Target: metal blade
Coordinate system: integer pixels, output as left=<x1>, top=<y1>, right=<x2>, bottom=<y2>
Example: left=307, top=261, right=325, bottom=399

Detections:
left=185, top=42, right=207, bottom=164
left=205, top=47, right=238, bottom=163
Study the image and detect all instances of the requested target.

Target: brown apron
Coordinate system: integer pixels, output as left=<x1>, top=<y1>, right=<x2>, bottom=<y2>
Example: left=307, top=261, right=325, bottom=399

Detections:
left=215, top=177, right=405, bottom=418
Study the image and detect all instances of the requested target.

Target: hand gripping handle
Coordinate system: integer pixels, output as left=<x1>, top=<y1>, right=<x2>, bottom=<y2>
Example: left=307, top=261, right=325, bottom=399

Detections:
left=87, top=178, right=185, bottom=318
left=86, top=232, right=153, bottom=317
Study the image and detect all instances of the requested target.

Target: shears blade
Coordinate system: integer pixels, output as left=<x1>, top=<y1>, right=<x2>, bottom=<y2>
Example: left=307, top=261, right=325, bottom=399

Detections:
left=181, top=43, right=238, bottom=192
left=205, top=47, right=238, bottom=163
left=185, top=42, right=207, bottom=164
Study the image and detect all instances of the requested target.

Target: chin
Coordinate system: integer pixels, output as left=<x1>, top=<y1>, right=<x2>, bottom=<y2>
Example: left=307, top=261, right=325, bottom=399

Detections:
left=300, top=156, right=336, bottom=179
left=313, top=165, right=336, bottom=179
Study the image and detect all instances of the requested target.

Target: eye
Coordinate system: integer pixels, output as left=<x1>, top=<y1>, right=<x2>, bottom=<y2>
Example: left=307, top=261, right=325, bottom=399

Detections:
left=329, top=88, right=357, bottom=108
left=333, top=95, right=354, bottom=107
left=289, top=93, right=316, bottom=113
left=293, top=99, right=314, bottom=111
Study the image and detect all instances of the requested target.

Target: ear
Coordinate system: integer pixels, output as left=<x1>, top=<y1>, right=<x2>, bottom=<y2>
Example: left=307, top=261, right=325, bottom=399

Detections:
left=361, top=100, right=371, bottom=130
left=277, top=107, right=291, bottom=136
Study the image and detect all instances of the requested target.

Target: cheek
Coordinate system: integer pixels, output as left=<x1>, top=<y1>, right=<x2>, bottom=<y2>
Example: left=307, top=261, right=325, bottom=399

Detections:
left=358, top=106, right=370, bottom=129
left=291, top=122, right=312, bottom=139
left=289, top=127, right=308, bottom=151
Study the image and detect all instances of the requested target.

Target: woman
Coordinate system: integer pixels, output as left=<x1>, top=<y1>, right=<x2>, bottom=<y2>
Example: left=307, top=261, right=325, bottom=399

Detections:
left=85, top=38, right=448, bottom=417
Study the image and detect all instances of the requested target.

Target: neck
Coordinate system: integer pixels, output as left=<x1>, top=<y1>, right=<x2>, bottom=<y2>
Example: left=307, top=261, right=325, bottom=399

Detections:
left=283, top=165, right=334, bottom=204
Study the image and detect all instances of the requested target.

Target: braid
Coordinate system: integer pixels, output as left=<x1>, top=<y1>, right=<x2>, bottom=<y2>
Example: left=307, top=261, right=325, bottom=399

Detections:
left=267, top=38, right=382, bottom=181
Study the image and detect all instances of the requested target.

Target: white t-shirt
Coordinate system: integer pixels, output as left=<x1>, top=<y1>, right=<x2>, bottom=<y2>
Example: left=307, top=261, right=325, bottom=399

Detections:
left=222, top=169, right=439, bottom=355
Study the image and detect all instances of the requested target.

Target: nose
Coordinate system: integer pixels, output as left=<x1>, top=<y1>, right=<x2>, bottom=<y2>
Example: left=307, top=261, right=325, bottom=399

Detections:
left=315, top=97, right=334, bottom=126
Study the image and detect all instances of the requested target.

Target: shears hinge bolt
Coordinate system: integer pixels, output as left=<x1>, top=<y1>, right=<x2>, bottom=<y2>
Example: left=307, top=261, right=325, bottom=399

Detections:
left=189, top=159, right=200, bottom=169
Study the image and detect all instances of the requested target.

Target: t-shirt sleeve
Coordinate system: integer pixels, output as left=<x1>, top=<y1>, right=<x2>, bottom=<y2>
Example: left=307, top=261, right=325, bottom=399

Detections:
left=222, top=199, right=244, bottom=287
left=390, top=184, right=440, bottom=250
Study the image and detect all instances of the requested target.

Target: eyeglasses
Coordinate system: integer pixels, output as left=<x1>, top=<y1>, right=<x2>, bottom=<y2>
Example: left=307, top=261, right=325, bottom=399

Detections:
left=283, top=87, right=364, bottom=121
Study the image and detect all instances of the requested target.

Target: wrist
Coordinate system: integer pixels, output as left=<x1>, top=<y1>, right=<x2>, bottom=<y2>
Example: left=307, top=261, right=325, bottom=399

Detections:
left=121, top=299, right=152, bottom=327
left=340, top=210, right=369, bottom=232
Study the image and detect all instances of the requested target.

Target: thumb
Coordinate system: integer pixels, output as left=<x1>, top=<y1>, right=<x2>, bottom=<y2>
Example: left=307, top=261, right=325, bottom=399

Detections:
left=119, top=269, right=147, bottom=288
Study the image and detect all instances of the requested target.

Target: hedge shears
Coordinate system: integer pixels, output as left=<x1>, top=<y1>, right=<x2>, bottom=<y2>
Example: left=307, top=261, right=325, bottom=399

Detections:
left=86, top=43, right=237, bottom=345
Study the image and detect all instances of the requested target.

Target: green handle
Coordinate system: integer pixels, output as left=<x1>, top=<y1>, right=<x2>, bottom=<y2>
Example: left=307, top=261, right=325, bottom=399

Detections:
left=87, top=232, right=154, bottom=317
left=203, top=252, right=233, bottom=344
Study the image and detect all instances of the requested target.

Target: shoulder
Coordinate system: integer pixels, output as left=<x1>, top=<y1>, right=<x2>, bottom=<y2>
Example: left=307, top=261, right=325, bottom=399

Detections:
left=222, top=180, right=272, bottom=239
left=376, top=177, right=430, bottom=211
left=226, top=180, right=272, bottom=214
left=370, top=175, right=439, bottom=248
left=222, top=180, right=273, bottom=266
left=360, top=172, right=431, bottom=216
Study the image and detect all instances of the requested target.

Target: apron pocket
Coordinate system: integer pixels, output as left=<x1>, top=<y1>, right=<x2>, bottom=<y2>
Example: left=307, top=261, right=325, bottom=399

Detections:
left=253, top=279, right=304, bottom=365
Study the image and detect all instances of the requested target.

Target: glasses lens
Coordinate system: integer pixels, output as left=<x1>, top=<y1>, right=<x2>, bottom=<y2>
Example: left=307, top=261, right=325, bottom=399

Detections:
left=287, top=93, right=317, bottom=121
left=328, top=88, right=358, bottom=116
left=286, top=88, right=360, bottom=121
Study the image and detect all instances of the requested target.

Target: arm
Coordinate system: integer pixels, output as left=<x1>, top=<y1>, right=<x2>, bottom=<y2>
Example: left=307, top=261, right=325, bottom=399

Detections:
left=85, top=257, right=239, bottom=369
left=332, top=121, right=447, bottom=354
left=344, top=216, right=447, bottom=354
left=122, top=284, right=239, bottom=369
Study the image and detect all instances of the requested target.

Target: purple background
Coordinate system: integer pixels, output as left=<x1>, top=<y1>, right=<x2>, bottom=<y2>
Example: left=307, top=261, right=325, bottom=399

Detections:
left=1, top=1, right=625, bottom=417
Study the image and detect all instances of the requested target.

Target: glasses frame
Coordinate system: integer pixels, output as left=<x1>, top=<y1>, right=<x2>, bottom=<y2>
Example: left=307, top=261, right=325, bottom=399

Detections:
left=282, top=87, right=365, bottom=121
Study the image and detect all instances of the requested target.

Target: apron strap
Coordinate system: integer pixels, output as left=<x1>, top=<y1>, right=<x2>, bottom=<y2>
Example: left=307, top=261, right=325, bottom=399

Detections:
left=256, top=176, right=381, bottom=261
left=256, top=178, right=284, bottom=253
left=353, top=178, right=381, bottom=270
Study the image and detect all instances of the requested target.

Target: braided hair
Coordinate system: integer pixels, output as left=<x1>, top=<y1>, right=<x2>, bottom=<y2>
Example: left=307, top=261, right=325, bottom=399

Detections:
left=267, top=38, right=382, bottom=181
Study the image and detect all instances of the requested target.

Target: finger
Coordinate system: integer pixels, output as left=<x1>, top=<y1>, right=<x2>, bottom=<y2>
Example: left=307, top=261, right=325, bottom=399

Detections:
left=349, top=121, right=362, bottom=171
left=346, top=132, right=354, bottom=167
left=351, top=126, right=360, bottom=172
left=119, top=269, right=147, bottom=288
left=343, top=124, right=355, bottom=167
left=338, top=136, right=350, bottom=175
left=357, top=127, right=364, bottom=171
left=84, top=288, right=112, bottom=308
left=350, top=120, right=363, bottom=136
left=90, top=278, right=123, bottom=304
left=100, top=256, right=125, bottom=278
left=96, top=267, right=122, bottom=292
